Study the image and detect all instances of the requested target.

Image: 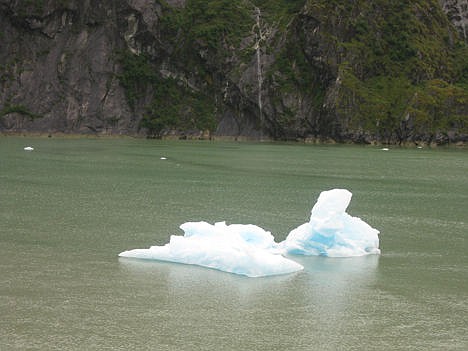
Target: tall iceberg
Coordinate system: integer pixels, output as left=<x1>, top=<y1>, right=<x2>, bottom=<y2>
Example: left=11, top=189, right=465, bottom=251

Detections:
left=119, top=221, right=304, bottom=278
left=281, top=189, right=380, bottom=257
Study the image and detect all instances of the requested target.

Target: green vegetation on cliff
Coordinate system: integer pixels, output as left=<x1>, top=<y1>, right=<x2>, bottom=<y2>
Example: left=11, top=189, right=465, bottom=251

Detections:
left=1, top=0, right=466, bottom=141
left=116, top=0, right=467, bottom=142
left=304, top=0, right=468, bottom=143
left=118, top=50, right=215, bottom=137
left=0, top=103, right=42, bottom=120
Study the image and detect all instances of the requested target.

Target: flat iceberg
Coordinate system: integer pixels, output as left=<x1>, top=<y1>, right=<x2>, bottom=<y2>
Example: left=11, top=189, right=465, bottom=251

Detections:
left=119, top=189, right=380, bottom=277
left=281, top=189, right=380, bottom=257
left=119, top=221, right=304, bottom=278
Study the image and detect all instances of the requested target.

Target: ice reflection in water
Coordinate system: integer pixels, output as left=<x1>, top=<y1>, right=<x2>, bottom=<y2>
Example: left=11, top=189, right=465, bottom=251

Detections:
left=118, top=255, right=379, bottom=350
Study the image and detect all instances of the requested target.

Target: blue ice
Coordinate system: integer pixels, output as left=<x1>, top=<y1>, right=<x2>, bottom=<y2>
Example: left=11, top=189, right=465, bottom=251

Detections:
left=119, top=221, right=304, bottom=278
left=281, top=189, right=380, bottom=257
left=119, top=189, right=380, bottom=277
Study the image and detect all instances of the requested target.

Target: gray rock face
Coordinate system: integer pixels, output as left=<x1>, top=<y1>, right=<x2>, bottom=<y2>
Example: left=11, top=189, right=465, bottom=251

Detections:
left=441, top=0, right=468, bottom=41
left=0, top=0, right=150, bottom=134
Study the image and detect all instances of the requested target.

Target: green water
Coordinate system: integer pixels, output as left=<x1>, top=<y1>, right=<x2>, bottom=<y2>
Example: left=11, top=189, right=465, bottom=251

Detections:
left=1, top=137, right=467, bottom=350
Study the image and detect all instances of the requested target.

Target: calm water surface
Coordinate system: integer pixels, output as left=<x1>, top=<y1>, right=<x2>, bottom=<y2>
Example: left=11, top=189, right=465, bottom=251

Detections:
left=1, top=137, right=467, bottom=350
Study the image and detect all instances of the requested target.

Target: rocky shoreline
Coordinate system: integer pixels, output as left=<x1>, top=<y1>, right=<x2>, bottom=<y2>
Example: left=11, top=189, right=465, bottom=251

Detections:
left=2, top=130, right=466, bottom=148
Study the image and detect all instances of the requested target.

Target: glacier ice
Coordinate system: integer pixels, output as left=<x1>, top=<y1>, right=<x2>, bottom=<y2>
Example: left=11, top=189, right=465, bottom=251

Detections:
left=119, top=189, right=380, bottom=277
left=119, top=221, right=304, bottom=278
left=281, top=189, right=380, bottom=257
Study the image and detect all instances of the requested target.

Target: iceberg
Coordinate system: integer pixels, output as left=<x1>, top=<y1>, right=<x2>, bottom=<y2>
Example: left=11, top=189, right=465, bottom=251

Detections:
left=119, top=221, right=304, bottom=278
left=281, top=189, right=380, bottom=257
left=119, top=189, right=380, bottom=277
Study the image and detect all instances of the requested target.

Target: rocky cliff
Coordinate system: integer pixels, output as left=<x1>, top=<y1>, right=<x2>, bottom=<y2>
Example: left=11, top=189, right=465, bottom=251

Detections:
left=442, top=0, right=468, bottom=40
left=1, top=0, right=467, bottom=144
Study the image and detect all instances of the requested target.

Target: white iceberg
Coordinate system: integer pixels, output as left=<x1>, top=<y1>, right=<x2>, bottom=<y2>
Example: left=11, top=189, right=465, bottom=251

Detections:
left=281, top=189, right=380, bottom=257
left=119, top=189, right=380, bottom=277
left=119, top=221, right=304, bottom=278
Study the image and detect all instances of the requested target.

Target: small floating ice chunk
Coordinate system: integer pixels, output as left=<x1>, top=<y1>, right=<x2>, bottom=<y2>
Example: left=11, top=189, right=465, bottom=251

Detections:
left=23, top=146, right=34, bottom=151
left=281, top=189, right=380, bottom=257
left=119, top=221, right=303, bottom=277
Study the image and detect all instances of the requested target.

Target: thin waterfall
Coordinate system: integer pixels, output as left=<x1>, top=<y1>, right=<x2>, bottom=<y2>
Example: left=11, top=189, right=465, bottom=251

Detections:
left=253, top=6, right=265, bottom=135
